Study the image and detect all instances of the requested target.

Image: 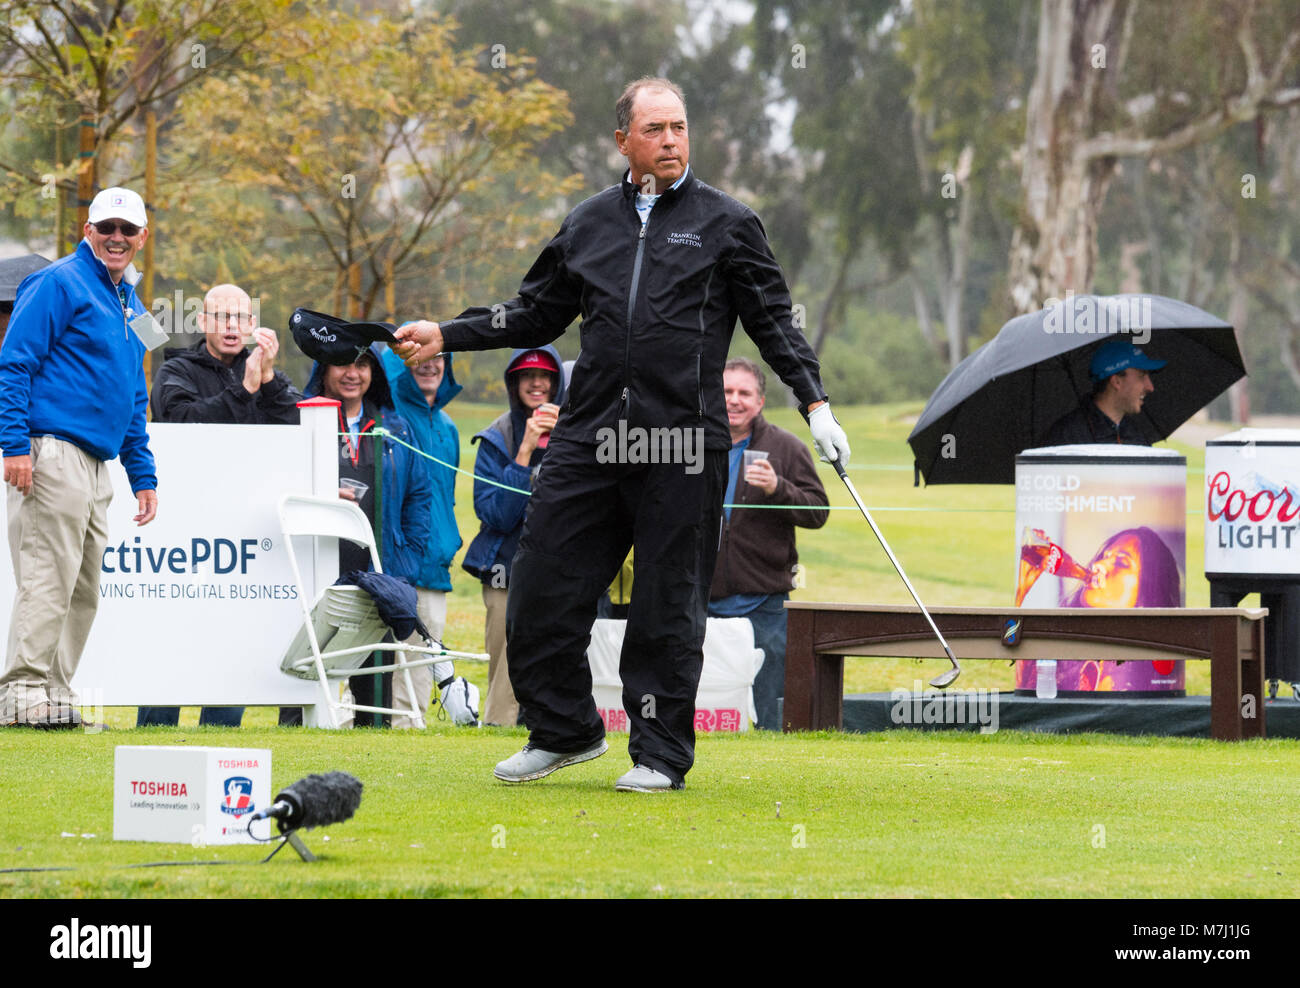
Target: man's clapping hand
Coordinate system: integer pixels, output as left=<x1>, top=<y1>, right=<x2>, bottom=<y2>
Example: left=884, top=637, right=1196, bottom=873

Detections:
left=242, top=328, right=279, bottom=393
left=255, top=328, right=278, bottom=384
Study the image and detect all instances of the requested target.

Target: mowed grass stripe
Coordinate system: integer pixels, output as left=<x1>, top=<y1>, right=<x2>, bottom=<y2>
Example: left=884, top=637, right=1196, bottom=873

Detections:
left=3, top=728, right=1298, bottom=898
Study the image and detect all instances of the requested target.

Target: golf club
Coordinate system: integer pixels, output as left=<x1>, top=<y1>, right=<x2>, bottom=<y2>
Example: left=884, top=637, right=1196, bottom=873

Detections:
left=832, top=458, right=961, bottom=688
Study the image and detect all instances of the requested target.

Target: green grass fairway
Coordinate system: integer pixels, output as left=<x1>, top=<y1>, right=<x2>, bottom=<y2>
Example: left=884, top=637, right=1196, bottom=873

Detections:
left=2, top=402, right=1280, bottom=900
left=3, top=726, right=1299, bottom=898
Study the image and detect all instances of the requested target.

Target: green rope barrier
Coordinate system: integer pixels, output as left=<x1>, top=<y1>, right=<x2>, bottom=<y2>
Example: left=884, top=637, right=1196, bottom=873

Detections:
left=355, top=428, right=1210, bottom=515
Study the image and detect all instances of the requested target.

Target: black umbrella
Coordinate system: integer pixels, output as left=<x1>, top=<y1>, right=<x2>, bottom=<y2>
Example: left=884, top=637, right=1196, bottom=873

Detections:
left=0, top=254, right=51, bottom=303
left=907, top=293, right=1244, bottom=485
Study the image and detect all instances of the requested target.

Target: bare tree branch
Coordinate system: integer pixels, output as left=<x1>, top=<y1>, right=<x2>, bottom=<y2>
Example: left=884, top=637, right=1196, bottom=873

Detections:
left=14, top=0, right=71, bottom=76
left=1236, top=0, right=1263, bottom=91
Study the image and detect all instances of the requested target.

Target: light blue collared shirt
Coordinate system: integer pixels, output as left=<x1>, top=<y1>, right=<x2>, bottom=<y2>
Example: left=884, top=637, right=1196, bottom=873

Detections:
left=634, top=165, right=690, bottom=226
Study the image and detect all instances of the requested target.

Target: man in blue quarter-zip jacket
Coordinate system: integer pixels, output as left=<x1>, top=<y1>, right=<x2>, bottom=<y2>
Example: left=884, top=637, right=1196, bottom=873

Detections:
left=396, top=78, right=850, bottom=791
left=0, top=187, right=158, bottom=728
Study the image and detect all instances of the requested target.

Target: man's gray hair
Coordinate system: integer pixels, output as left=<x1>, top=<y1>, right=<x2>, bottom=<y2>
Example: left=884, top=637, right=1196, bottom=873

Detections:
left=616, top=77, right=686, bottom=134
left=725, top=356, right=766, bottom=397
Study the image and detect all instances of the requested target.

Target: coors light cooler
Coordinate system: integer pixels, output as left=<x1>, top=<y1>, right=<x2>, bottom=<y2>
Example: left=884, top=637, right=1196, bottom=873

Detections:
left=1014, top=445, right=1187, bottom=696
left=1205, top=429, right=1300, bottom=692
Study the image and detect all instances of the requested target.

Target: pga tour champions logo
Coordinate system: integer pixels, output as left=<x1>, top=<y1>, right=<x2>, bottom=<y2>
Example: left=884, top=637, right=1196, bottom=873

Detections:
left=219, top=776, right=255, bottom=817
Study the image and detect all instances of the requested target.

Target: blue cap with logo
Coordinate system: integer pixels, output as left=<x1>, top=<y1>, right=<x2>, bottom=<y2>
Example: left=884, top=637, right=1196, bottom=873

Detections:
left=1089, top=340, right=1166, bottom=382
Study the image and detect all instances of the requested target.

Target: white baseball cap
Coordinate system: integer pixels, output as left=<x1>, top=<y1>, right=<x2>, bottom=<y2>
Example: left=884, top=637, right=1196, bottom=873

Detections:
left=87, top=187, right=148, bottom=229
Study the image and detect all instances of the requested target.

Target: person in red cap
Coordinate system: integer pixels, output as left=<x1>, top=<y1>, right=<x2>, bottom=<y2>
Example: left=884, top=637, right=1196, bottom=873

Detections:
left=461, top=346, right=564, bottom=726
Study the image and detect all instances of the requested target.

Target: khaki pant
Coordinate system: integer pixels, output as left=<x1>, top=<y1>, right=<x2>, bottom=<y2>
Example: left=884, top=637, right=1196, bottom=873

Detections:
left=0, top=438, right=113, bottom=718
left=481, top=584, right=519, bottom=726
left=390, top=587, right=448, bottom=729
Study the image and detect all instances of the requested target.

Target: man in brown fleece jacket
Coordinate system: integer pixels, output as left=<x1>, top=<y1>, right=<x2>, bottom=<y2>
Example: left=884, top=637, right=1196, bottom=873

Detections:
left=708, top=357, right=829, bottom=729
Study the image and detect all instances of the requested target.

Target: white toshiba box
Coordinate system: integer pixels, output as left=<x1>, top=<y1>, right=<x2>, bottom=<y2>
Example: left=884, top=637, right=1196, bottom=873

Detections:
left=113, top=746, right=272, bottom=845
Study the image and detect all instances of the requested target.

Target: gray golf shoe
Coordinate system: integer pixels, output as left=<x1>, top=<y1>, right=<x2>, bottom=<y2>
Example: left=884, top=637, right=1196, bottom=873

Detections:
left=493, top=740, right=608, bottom=783
left=614, top=764, right=683, bottom=792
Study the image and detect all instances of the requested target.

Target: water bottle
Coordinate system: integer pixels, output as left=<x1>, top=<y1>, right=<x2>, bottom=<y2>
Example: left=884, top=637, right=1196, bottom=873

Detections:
left=1035, top=659, right=1057, bottom=699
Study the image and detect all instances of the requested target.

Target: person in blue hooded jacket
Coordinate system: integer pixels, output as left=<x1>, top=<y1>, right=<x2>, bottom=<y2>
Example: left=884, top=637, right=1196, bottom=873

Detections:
left=379, top=346, right=462, bottom=728
left=291, top=345, right=431, bottom=727
left=462, top=346, right=565, bottom=726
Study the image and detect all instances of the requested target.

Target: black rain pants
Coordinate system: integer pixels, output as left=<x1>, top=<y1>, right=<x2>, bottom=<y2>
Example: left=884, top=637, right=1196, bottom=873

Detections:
left=504, top=436, right=727, bottom=786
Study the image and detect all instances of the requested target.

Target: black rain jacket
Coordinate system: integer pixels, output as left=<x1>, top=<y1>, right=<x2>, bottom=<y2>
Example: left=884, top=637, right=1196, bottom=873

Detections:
left=437, top=169, right=827, bottom=451
left=1042, top=399, right=1151, bottom=447
left=150, top=340, right=302, bottom=425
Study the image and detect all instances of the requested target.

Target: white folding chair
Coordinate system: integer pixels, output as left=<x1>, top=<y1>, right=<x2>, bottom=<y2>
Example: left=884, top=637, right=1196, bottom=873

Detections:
left=277, top=493, right=487, bottom=729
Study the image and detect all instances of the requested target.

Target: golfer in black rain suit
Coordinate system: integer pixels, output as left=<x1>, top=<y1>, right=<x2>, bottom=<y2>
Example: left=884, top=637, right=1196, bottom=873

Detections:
left=396, top=78, right=848, bottom=790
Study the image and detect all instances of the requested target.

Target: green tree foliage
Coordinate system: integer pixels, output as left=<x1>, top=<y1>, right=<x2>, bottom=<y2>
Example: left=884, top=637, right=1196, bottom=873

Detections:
left=0, top=0, right=298, bottom=237
left=756, top=0, right=918, bottom=270
left=159, top=7, right=579, bottom=361
left=900, top=0, right=1034, bottom=363
left=7, top=0, right=1295, bottom=415
left=437, top=0, right=682, bottom=199
left=439, top=0, right=787, bottom=200
left=753, top=0, right=1033, bottom=376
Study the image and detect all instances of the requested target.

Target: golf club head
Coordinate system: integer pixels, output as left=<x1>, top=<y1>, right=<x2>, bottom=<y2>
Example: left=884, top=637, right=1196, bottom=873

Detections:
left=929, top=665, right=961, bottom=689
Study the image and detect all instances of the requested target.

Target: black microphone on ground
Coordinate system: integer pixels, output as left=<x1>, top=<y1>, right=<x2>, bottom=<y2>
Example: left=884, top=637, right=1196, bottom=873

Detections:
left=249, top=772, right=363, bottom=833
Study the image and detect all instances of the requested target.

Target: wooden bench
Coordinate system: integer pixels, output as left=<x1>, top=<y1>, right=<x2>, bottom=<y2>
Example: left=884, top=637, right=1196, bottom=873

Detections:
left=783, top=604, right=1267, bottom=741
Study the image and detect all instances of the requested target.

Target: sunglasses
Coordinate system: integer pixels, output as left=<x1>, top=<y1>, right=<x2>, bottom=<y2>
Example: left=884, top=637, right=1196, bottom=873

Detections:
left=92, top=220, right=141, bottom=237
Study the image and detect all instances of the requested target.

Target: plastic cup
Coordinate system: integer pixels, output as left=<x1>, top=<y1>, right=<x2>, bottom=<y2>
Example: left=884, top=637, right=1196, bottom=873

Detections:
left=340, top=478, right=370, bottom=501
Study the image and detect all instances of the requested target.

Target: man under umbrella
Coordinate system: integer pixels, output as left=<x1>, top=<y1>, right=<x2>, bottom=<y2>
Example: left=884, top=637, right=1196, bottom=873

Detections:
left=1043, top=340, right=1166, bottom=447
left=908, top=294, right=1239, bottom=485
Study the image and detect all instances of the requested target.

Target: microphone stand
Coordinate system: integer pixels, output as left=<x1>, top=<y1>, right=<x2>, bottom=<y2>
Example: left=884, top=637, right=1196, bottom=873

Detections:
left=248, top=771, right=363, bottom=862
left=261, top=829, right=317, bottom=864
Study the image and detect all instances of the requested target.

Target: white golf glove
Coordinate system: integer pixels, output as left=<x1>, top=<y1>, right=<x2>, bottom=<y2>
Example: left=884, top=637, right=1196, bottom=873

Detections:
left=809, top=403, right=851, bottom=467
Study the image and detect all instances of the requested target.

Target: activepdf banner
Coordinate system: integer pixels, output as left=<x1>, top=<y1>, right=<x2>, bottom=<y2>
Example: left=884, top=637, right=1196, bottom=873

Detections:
left=1205, top=429, right=1300, bottom=578
left=0, top=416, right=336, bottom=707
left=1014, top=444, right=1186, bottom=695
